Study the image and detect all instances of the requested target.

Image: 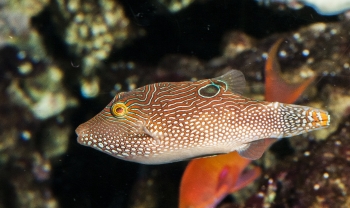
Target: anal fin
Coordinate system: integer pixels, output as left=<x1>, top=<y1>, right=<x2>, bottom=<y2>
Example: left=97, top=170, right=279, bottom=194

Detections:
left=237, top=138, right=277, bottom=160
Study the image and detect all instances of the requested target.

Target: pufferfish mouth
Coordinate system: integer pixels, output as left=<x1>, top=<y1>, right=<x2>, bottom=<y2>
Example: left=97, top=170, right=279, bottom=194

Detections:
left=76, top=123, right=89, bottom=144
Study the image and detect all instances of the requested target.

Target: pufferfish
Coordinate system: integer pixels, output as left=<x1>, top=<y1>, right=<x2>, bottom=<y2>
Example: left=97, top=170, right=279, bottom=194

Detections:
left=76, top=70, right=330, bottom=164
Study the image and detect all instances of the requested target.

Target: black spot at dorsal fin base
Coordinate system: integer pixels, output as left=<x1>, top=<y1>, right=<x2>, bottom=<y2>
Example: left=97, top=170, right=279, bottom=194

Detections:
left=212, top=69, right=246, bottom=95
left=237, top=138, right=277, bottom=160
left=198, top=84, right=220, bottom=98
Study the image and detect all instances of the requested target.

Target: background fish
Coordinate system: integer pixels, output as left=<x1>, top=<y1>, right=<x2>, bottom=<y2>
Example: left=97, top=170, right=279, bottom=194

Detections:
left=76, top=69, right=330, bottom=164
left=179, top=152, right=261, bottom=208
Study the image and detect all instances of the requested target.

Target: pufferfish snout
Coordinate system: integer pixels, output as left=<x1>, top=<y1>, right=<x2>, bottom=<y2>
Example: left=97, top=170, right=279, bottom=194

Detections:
left=76, top=70, right=330, bottom=164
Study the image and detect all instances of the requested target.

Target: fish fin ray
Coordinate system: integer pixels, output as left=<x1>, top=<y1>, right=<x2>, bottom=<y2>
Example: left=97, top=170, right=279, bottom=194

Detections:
left=237, top=138, right=277, bottom=160
left=212, top=69, right=246, bottom=95
left=265, top=39, right=316, bottom=103
left=230, top=166, right=261, bottom=193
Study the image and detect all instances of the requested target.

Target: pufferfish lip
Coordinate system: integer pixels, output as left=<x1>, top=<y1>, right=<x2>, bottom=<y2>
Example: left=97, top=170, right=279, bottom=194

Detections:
left=76, top=123, right=89, bottom=144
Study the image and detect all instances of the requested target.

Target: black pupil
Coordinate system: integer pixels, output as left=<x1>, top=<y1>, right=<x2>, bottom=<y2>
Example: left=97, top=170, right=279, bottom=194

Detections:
left=199, top=84, right=219, bottom=97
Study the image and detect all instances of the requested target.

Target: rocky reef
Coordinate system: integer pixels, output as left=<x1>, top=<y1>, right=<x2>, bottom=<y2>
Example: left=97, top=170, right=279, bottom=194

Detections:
left=0, top=0, right=349, bottom=207
left=243, top=116, right=350, bottom=207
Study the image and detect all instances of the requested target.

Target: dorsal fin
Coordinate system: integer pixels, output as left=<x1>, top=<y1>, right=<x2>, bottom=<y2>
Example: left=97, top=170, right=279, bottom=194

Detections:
left=237, top=138, right=277, bottom=160
left=212, top=70, right=246, bottom=95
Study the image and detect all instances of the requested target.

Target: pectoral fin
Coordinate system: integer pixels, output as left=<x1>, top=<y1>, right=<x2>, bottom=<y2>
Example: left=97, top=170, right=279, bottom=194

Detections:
left=237, top=138, right=277, bottom=160
left=142, top=126, right=162, bottom=145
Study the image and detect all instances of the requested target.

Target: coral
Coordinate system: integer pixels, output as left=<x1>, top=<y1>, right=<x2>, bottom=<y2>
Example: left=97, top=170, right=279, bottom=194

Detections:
left=248, top=116, right=350, bottom=207
left=0, top=18, right=76, bottom=207
left=56, top=0, right=145, bottom=97
left=0, top=0, right=49, bottom=59
left=221, top=31, right=255, bottom=59
left=158, top=0, right=197, bottom=12
left=4, top=151, right=58, bottom=208
left=40, top=125, right=72, bottom=159
left=7, top=65, right=78, bottom=120
left=258, top=0, right=350, bottom=16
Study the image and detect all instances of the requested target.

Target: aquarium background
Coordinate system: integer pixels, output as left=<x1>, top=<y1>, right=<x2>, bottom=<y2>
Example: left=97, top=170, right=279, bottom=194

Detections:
left=0, top=0, right=349, bottom=207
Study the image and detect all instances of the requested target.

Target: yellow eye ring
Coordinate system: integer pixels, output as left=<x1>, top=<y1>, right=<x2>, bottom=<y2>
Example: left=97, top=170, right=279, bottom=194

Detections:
left=111, top=103, right=128, bottom=117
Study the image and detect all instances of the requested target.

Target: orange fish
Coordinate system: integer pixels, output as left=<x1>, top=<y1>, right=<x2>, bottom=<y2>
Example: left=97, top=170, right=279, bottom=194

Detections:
left=179, top=152, right=261, bottom=208
left=265, top=39, right=316, bottom=103
left=179, top=39, right=318, bottom=208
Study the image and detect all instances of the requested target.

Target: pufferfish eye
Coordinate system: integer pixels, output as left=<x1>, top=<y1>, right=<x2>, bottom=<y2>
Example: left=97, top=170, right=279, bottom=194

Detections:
left=111, top=103, right=128, bottom=117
